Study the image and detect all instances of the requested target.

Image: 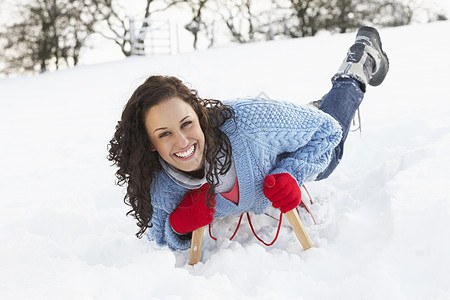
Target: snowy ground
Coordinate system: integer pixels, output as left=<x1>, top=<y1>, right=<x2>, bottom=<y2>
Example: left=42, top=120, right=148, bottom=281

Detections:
left=1, top=21, right=450, bottom=299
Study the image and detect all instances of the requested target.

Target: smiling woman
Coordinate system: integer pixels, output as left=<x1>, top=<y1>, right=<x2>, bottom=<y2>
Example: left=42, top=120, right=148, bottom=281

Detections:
left=107, top=27, right=390, bottom=251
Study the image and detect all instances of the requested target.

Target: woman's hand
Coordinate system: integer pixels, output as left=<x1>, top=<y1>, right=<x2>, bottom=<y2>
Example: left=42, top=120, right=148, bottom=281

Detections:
left=263, top=173, right=301, bottom=213
left=169, top=184, right=216, bottom=235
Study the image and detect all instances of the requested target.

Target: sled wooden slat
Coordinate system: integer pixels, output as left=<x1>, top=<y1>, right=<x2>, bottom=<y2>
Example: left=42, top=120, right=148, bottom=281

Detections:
left=285, top=209, right=313, bottom=250
left=189, top=226, right=205, bottom=265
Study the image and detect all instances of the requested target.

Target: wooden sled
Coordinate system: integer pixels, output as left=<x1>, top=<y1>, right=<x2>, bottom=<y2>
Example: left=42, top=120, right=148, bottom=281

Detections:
left=188, top=208, right=313, bottom=266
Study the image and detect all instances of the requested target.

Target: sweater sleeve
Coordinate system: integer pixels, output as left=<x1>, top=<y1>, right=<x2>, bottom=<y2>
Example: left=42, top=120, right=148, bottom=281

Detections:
left=147, top=206, right=191, bottom=251
left=268, top=116, right=342, bottom=184
left=233, top=99, right=342, bottom=186
left=146, top=174, right=192, bottom=251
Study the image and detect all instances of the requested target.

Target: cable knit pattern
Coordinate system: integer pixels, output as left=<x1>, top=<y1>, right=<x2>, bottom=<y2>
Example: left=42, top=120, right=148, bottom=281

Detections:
left=147, top=98, right=342, bottom=250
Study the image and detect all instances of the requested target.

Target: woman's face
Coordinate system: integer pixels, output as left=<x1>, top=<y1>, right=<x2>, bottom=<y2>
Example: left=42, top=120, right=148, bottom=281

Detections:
left=144, top=97, right=205, bottom=174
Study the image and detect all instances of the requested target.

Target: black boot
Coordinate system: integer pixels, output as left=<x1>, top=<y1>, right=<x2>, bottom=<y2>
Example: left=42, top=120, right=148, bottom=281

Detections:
left=332, top=26, right=389, bottom=91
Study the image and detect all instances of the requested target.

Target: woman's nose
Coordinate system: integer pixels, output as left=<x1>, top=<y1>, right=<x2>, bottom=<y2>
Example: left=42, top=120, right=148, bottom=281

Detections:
left=174, top=131, right=189, bottom=148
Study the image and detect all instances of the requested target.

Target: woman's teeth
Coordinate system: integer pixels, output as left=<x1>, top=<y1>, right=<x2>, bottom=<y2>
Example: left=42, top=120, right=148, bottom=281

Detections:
left=175, top=145, right=195, bottom=158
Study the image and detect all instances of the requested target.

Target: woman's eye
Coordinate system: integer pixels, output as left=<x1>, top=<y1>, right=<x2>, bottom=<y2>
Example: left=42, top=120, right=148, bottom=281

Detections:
left=159, top=132, right=170, bottom=138
left=181, top=121, right=192, bottom=128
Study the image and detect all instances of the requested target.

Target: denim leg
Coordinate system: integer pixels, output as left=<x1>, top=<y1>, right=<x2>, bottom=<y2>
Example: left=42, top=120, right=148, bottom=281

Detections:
left=315, top=78, right=364, bottom=181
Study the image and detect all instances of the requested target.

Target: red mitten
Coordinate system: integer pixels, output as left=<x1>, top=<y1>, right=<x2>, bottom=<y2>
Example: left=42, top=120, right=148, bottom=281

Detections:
left=169, top=184, right=216, bottom=235
left=263, top=173, right=301, bottom=213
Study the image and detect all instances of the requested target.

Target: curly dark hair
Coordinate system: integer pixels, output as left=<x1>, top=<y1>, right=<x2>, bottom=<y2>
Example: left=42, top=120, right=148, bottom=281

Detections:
left=107, top=75, right=236, bottom=238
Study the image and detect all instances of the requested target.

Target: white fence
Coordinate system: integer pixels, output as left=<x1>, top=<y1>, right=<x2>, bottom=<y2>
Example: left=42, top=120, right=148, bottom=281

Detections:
left=129, top=17, right=179, bottom=56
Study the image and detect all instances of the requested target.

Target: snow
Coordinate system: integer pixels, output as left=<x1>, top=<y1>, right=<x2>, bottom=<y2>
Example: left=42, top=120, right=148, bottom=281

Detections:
left=1, top=21, right=450, bottom=299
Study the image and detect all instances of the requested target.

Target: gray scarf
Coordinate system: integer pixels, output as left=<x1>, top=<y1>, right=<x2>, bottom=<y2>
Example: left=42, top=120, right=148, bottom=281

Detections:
left=158, top=154, right=237, bottom=194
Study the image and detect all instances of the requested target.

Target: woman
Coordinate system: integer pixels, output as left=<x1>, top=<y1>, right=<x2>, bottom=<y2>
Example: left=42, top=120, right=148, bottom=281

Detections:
left=108, top=26, right=389, bottom=250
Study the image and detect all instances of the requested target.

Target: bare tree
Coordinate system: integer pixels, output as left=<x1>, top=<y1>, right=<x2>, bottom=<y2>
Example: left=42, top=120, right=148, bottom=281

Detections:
left=91, top=0, right=135, bottom=56
left=92, top=0, right=183, bottom=56
left=266, top=0, right=417, bottom=39
left=183, top=0, right=210, bottom=49
left=214, top=0, right=262, bottom=44
left=242, top=0, right=256, bottom=41
left=322, top=0, right=360, bottom=33
left=283, top=0, right=329, bottom=37
left=372, top=1, right=413, bottom=27
left=320, top=0, right=415, bottom=34
left=0, top=0, right=96, bottom=75
left=221, top=3, right=246, bottom=43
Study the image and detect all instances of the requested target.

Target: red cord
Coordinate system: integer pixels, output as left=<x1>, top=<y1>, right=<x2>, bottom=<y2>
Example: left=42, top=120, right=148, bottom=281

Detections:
left=229, top=214, right=244, bottom=241
left=208, top=223, right=217, bottom=241
left=246, top=212, right=283, bottom=246
left=207, top=184, right=315, bottom=244
left=264, top=212, right=279, bottom=221
left=208, top=212, right=283, bottom=246
left=208, top=213, right=244, bottom=241
left=302, top=184, right=314, bottom=205
left=301, top=184, right=317, bottom=225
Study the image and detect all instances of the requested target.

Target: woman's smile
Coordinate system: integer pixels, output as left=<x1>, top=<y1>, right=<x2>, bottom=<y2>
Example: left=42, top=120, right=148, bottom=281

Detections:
left=173, top=143, right=196, bottom=159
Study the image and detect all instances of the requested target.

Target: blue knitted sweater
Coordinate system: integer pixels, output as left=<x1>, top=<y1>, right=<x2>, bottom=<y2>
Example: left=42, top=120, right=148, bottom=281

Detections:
left=148, top=98, right=342, bottom=250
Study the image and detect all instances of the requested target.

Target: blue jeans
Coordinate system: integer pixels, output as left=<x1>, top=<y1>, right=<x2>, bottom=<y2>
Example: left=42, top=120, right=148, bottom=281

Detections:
left=315, top=78, right=364, bottom=180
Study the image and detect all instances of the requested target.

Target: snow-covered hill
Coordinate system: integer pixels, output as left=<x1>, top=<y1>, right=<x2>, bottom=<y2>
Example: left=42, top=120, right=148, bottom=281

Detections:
left=1, top=21, right=450, bottom=299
